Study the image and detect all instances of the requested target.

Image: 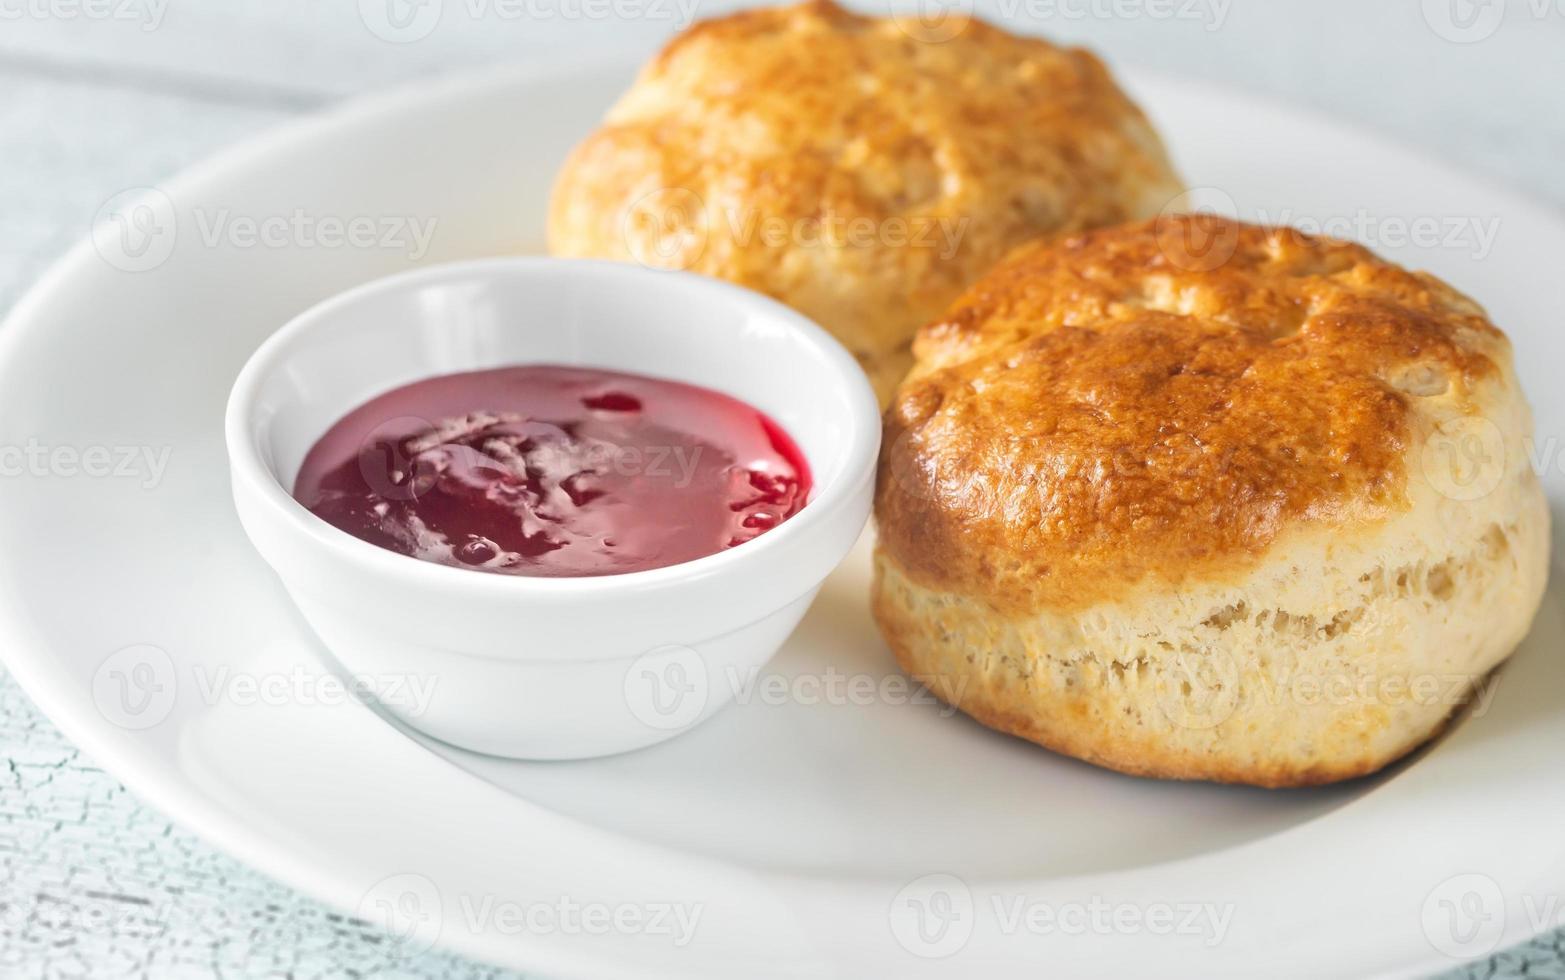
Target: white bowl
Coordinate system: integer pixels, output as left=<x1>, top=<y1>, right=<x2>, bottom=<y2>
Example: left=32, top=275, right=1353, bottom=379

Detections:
left=225, top=258, right=880, bottom=759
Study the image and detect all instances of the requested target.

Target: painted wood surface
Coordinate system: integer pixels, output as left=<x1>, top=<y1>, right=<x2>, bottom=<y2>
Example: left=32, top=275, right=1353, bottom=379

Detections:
left=1, top=2, right=1560, bottom=976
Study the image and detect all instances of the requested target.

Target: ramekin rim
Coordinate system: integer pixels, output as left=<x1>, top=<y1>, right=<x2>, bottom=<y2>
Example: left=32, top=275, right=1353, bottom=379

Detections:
left=223, top=257, right=882, bottom=597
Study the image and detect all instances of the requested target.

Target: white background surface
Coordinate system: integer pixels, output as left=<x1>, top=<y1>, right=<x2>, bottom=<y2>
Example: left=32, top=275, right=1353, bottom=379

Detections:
left=0, top=1, right=1561, bottom=977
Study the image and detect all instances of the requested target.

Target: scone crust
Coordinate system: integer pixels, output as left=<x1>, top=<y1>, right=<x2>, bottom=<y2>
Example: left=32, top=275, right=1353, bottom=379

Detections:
left=873, top=216, right=1550, bottom=786
left=879, top=215, right=1510, bottom=613
left=548, top=0, right=1182, bottom=400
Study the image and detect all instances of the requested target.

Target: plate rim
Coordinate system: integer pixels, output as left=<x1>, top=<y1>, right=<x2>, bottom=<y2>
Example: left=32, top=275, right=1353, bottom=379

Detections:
left=1, top=48, right=1562, bottom=980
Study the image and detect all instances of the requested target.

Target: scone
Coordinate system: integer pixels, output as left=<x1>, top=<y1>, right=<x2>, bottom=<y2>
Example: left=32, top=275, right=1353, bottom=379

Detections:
left=548, top=0, right=1183, bottom=402
left=874, top=215, right=1550, bottom=787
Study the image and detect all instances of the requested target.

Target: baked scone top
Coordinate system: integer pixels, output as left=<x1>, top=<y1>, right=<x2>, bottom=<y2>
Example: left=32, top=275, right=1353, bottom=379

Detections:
left=878, top=215, right=1511, bottom=612
left=548, top=0, right=1181, bottom=396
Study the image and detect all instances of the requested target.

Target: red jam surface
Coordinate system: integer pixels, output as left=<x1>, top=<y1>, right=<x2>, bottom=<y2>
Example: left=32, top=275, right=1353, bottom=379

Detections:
left=294, top=365, right=811, bottom=577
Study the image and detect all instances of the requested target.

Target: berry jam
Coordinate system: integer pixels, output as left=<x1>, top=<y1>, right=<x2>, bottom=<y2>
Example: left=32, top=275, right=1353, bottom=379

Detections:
left=293, top=365, right=811, bottom=577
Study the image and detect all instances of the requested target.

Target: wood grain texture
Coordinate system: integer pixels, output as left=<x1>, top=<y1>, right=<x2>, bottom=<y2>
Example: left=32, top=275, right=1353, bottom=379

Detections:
left=0, top=4, right=1560, bottom=976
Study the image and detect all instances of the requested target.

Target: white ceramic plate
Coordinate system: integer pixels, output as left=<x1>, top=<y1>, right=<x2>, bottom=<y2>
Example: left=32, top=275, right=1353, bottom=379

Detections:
left=1, top=51, right=1562, bottom=979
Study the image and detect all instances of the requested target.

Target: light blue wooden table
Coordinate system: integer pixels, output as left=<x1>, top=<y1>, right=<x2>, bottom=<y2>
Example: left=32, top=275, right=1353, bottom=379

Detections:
left=1, top=2, right=1561, bottom=976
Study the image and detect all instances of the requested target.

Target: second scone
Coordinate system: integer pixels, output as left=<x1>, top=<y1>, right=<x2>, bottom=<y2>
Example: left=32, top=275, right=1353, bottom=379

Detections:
left=874, top=216, right=1549, bottom=788
left=548, top=0, right=1183, bottom=401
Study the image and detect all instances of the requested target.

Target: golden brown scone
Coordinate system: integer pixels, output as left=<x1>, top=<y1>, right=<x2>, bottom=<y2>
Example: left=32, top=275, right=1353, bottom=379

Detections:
left=548, top=0, right=1183, bottom=402
left=875, top=215, right=1550, bottom=787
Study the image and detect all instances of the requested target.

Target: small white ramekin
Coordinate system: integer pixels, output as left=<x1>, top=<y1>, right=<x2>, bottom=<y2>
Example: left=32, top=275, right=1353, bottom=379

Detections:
left=225, top=259, right=879, bottom=759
